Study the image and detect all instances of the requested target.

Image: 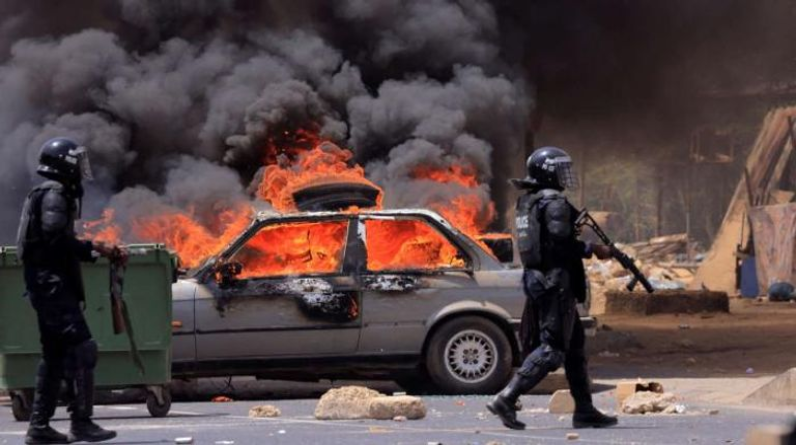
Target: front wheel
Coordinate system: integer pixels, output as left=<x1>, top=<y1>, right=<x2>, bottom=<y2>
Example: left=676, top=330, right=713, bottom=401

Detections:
left=425, top=316, right=513, bottom=394
left=11, top=390, right=33, bottom=422
left=146, top=387, right=172, bottom=418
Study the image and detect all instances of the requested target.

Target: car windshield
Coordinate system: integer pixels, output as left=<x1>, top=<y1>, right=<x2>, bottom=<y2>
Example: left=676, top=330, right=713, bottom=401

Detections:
left=229, top=219, right=349, bottom=279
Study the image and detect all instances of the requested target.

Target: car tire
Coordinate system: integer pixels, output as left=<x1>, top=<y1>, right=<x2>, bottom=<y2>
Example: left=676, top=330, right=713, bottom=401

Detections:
left=425, top=316, right=513, bottom=395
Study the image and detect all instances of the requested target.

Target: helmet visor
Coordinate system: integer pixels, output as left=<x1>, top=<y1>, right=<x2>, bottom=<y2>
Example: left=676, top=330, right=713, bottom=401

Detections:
left=69, top=146, right=93, bottom=181
left=550, top=157, right=578, bottom=190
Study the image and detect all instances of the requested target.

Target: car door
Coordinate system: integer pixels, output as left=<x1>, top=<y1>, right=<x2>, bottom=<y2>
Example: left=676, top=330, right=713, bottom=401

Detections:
left=356, top=215, right=481, bottom=355
left=194, top=216, right=362, bottom=360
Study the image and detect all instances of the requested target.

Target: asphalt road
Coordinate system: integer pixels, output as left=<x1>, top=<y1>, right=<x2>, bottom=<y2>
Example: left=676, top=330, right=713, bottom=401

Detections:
left=1, top=390, right=792, bottom=445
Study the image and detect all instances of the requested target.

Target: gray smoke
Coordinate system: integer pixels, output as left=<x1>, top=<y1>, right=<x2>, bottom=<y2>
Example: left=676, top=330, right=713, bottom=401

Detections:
left=0, top=1, right=532, bottom=244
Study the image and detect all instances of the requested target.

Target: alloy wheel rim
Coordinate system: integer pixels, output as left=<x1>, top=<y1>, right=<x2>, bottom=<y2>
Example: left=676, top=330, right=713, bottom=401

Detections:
left=444, top=329, right=497, bottom=384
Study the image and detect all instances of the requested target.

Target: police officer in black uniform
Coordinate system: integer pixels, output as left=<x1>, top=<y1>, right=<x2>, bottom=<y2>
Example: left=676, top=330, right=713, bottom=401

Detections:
left=17, top=138, right=119, bottom=444
left=487, top=147, right=618, bottom=430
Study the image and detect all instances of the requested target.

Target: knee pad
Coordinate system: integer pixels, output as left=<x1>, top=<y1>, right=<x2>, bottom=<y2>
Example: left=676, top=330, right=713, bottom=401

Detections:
left=72, top=340, right=98, bottom=370
left=531, top=344, right=565, bottom=373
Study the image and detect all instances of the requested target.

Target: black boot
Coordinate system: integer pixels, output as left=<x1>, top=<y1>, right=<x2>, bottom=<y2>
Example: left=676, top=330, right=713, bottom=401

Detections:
left=27, top=374, right=69, bottom=445
left=487, top=374, right=527, bottom=430
left=67, top=359, right=116, bottom=443
left=565, top=349, right=617, bottom=428
left=69, top=419, right=117, bottom=443
left=573, top=406, right=618, bottom=429
left=25, top=424, right=70, bottom=445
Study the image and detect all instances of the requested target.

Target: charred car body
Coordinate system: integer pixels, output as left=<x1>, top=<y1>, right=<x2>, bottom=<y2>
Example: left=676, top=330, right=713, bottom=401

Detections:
left=170, top=208, right=593, bottom=394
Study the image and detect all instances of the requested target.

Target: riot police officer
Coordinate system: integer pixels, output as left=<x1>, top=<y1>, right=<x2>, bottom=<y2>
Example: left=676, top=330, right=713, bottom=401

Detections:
left=487, top=147, right=618, bottom=430
left=17, top=138, right=119, bottom=444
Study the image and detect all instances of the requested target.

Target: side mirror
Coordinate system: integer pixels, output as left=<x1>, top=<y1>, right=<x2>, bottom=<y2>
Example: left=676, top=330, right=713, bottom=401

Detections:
left=216, top=261, right=243, bottom=286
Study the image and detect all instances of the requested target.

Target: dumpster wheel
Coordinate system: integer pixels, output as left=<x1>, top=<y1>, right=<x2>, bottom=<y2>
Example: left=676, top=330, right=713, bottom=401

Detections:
left=10, top=389, right=33, bottom=422
left=146, top=386, right=171, bottom=418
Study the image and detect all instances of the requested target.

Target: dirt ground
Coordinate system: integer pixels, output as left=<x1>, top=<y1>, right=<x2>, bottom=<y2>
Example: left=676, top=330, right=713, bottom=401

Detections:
left=589, top=297, right=796, bottom=379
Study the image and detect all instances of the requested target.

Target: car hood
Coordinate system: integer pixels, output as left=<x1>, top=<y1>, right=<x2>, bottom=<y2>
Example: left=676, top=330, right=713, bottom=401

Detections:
left=172, top=278, right=198, bottom=301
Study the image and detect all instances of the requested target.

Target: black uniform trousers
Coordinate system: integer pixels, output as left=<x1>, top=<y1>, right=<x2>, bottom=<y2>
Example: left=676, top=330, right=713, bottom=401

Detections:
left=517, top=269, right=592, bottom=408
left=29, top=292, right=96, bottom=422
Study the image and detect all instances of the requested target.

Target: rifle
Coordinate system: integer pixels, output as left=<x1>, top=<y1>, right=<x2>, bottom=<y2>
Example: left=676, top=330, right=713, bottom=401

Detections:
left=109, top=247, right=146, bottom=374
left=575, top=209, right=655, bottom=294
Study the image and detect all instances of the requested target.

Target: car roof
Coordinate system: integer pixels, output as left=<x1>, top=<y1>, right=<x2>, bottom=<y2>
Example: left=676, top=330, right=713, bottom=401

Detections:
left=254, top=208, right=456, bottom=230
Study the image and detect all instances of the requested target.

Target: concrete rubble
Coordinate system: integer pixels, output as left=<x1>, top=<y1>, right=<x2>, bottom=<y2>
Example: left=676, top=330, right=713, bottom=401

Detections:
left=314, top=386, right=426, bottom=420
left=621, top=391, right=681, bottom=414
left=368, top=395, right=427, bottom=420
left=548, top=389, right=575, bottom=414
left=615, top=380, right=665, bottom=409
left=248, top=405, right=281, bottom=418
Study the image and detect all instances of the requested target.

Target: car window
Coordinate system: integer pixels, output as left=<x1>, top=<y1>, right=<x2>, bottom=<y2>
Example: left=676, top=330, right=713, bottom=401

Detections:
left=230, top=220, right=349, bottom=279
left=364, top=218, right=468, bottom=272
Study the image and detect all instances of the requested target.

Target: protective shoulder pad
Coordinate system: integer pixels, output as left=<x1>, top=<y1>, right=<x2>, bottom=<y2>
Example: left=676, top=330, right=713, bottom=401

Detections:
left=40, top=187, right=70, bottom=233
left=543, top=193, right=572, bottom=239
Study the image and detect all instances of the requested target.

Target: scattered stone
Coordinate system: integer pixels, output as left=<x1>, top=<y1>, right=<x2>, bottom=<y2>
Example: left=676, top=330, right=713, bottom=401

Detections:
left=476, top=412, right=489, bottom=420
left=678, top=324, right=691, bottom=330
left=368, top=395, right=427, bottom=420
left=393, top=415, right=407, bottom=422
left=566, top=432, right=580, bottom=440
left=746, top=367, right=755, bottom=375
left=314, top=386, right=384, bottom=420
left=277, top=430, right=286, bottom=435
left=709, top=409, right=720, bottom=415
left=248, top=405, right=281, bottom=418
left=686, top=357, right=697, bottom=365
left=549, top=390, right=576, bottom=414
left=615, top=380, right=665, bottom=409
left=621, top=391, right=679, bottom=414
left=558, top=415, right=567, bottom=422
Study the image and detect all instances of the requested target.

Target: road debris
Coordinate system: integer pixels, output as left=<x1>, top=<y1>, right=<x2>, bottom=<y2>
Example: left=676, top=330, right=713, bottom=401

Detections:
left=621, top=391, right=681, bottom=414
left=249, top=405, right=281, bottom=418
left=615, top=380, right=664, bottom=408
left=368, top=395, right=427, bottom=420
left=175, top=438, right=193, bottom=444
left=393, top=415, right=407, bottom=422
left=315, top=386, right=383, bottom=420
left=566, top=432, right=580, bottom=440
left=212, top=396, right=233, bottom=403
left=548, top=389, right=575, bottom=414
left=314, top=386, right=426, bottom=420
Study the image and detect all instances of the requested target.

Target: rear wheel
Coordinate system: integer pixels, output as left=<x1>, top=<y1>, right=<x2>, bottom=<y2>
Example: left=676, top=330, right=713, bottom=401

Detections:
left=425, top=316, right=513, bottom=394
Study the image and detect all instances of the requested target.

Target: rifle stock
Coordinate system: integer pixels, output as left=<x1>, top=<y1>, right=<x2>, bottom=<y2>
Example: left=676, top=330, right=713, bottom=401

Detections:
left=575, top=209, right=655, bottom=294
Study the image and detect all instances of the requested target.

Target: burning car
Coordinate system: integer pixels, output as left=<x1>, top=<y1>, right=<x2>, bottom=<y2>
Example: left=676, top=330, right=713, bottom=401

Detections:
left=169, top=207, right=593, bottom=394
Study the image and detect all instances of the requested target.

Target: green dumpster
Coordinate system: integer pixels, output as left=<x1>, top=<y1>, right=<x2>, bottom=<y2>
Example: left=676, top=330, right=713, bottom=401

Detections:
left=0, top=244, right=175, bottom=420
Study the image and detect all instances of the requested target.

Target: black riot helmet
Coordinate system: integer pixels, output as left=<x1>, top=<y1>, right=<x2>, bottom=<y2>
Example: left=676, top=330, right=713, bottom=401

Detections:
left=37, top=137, right=93, bottom=184
left=509, top=146, right=578, bottom=191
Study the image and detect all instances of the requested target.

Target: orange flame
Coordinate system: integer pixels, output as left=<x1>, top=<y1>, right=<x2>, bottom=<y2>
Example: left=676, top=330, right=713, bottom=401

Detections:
left=82, top=209, right=122, bottom=245
left=84, top=133, right=509, bottom=272
left=365, top=219, right=466, bottom=271
left=234, top=220, right=349, bottom=279
left=131, top=205, right=252, bottom=268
